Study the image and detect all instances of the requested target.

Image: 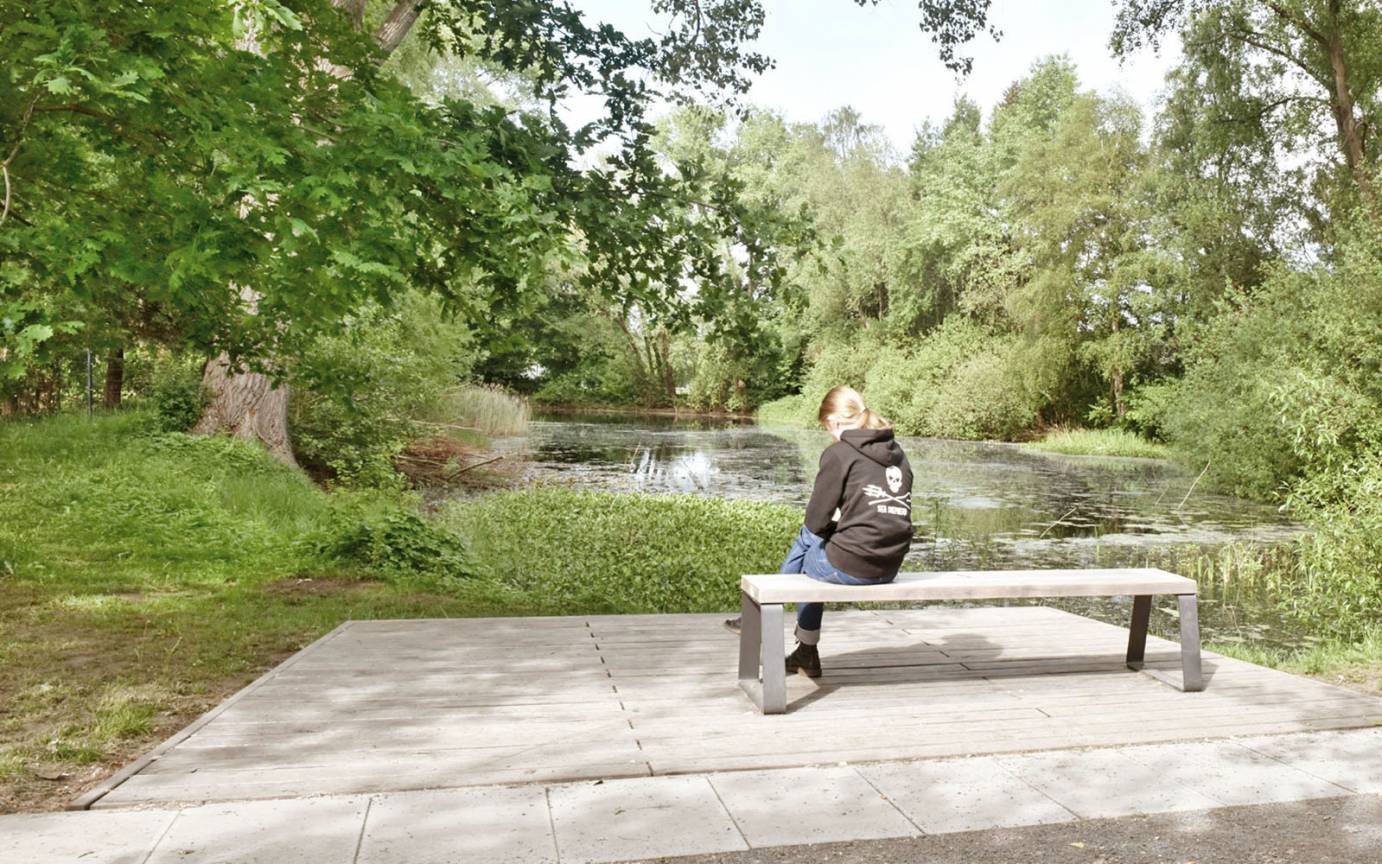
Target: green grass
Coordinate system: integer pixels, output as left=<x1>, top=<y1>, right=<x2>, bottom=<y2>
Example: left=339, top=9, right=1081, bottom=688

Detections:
left=0, top=411, right=797, bottom=812
left=1208, top=627, right=1382, bottom=695
left=1026, top=427, right=1171, bottom=459
left=755, top=394, right=813, bottom=427
left=443, top=488, right=800, bottom=613
left=0, top=411, right=531, bottom=810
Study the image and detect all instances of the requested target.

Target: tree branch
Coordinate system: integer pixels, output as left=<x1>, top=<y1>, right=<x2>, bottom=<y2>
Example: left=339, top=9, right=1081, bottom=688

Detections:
left=1262, top=0, right=1329, bottom=47
left=375, top=0, right=425, bottom=57
left=1220, top=27, right=1329, bottom=88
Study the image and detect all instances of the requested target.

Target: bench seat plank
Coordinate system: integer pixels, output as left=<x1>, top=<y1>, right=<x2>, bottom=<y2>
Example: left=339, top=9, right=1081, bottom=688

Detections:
left=741, top=567, right=1195, bottom=604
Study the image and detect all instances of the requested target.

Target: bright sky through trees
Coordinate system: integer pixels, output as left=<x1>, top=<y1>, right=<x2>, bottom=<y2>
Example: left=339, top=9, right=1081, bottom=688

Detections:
left=572, top=0, right=1181, bottom=151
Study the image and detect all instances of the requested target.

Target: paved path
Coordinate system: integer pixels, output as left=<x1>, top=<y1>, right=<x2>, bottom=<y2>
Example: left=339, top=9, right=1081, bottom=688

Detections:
left=6, top=728, right=1380, bottom=863
left=78, top=609, right=1382, bottom=808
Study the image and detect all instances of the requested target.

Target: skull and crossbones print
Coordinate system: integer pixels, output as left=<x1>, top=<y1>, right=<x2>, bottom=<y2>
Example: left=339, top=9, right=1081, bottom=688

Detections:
left=863, top=466, right=909, bottom=516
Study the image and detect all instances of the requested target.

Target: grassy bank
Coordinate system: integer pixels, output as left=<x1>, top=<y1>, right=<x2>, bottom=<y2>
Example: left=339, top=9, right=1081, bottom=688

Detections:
left=0, top=412, right=531, bottom=811
left=0, top=412, right=797, bottom=812
left=1025, top=428, right=1171, bottom=459
left=1207, top=629, right=1382, bottom=695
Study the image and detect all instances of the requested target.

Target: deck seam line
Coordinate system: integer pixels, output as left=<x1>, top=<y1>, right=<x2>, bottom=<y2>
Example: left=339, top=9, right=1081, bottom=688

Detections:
left=1228, top=736, right=1364, bottom=794
left=351, top=796, right=374, bottom=864
left=544, top=786, right=563, bottom=863
left=704, top=775, right=753, bottom=848
left=851, top=765, right=925, bottom=836
left=993, top=755, right=1083, bottom=820
left=68, top=619, right=358, bottom=811
left=138, top=808, right=181, bottom=864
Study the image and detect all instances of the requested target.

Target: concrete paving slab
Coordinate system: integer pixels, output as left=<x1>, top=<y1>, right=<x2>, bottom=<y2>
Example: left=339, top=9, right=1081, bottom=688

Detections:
left=1236, top=727, right=1382, bottom=793
left=547, top=775, right=747, bottom=864
left=995, top=747, right=1221, bottom=819
left=145, top=796, right=368, bottom=864
left=357, top=785, right=555, bottom=864
left=1117, top=739, right=1356, bottom=805
left=856, top=756, right=1077, bottom=834
left=0, top=809, right=176, bottom=864
left=707, top=766, right=919, bottom=847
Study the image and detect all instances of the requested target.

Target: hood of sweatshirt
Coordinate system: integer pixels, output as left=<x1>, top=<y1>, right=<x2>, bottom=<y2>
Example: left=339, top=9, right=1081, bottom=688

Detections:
left=839, top=428, right=905, bottom=468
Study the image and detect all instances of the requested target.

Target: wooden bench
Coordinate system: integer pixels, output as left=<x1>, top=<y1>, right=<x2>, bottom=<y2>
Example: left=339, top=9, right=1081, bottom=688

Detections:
left=737, top=567, right=1203, bottom=714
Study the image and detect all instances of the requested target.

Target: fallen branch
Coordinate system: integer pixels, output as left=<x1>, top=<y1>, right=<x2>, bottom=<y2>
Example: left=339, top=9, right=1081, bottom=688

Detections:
left=1176, top=461, right=1212, bottom=512
left=1038, top=505, right=1080, bottom=539
left=453, top=454, right=503, bottom=474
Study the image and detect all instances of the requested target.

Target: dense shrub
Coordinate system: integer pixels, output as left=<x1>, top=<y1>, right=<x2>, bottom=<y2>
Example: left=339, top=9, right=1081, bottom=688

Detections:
left=1164, top=234, right=1382, bottom=499
left=444, top=488, right=801, bottom=612
left=307, top=492, right=474, bottom=581
left=756, top=393, right=811, bottom=425
left=149, top=356, right=207, bottom=432
left=766, top=319, right=1037, bottom=439
left=684, top=336, right=788, bottom=414
left=290, top=294, right=477, bottom=486
left=1285, top=454, right=1382, bottom=636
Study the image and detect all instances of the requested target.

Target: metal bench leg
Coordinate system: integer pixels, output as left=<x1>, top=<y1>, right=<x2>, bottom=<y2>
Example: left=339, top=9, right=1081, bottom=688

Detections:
left=737, top=592, right=786, bottom=714
left=738, top=591, right=762, bottom=709
left=759, top=603, right=786, bottom=714
left=1178, top=593, right=1204, bottom=692
left=1126, top=594, right=1151, bottom=670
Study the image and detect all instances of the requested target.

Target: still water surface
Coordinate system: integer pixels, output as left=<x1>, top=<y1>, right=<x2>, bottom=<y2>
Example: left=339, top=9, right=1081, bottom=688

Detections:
left=492, top=413, right=1312, bottom=649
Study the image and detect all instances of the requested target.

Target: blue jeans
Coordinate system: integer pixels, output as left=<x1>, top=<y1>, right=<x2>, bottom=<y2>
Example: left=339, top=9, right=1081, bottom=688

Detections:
left=780, top=526, right=893, bottom=644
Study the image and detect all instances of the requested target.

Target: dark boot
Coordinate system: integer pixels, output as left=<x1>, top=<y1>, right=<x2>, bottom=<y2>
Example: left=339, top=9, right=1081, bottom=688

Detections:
left=785, top=642, right=821, bottom=678
left=723, top=616, right=741, bottom=634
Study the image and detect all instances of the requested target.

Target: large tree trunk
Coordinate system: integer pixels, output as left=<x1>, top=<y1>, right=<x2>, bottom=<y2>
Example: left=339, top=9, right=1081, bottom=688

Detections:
left=193, top=356, right=298, bottom=467
left=102, top=348, right=123, bottom=409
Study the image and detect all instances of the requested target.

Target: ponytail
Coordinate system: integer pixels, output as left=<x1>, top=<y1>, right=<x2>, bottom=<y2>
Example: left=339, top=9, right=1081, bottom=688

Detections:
left=818, top=385, right=891, bottom=431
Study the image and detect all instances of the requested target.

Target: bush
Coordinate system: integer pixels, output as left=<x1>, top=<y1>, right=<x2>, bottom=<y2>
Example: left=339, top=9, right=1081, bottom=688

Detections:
left=444, top=488, right=801, bottom=612
left=149, top=356, right=207, bottom=432
left=1164, top=233, right=1382, bottom=498
left=1120, top=380, right=1176, bottom=440
left=307, top=492, right=474, bottom=582
left=756, top=393, right=812, bottom=426
left=1284, top=452, right=1382, bottom=636
left=290, top=293, right=477, bottom=487
left=792, top=319, right=1036, bottom=439
left=685, top=333, right=790, bottom=413
left=926, top=342, right=1036, bottom=439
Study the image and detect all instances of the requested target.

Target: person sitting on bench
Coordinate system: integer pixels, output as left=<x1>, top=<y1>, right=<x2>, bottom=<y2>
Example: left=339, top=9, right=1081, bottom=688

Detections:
left=726, top=385, right=914, bottom=676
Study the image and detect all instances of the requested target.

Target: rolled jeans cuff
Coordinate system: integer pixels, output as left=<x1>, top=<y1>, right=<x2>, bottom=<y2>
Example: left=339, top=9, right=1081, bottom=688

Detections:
left=794, top=625, right=820, bottom=646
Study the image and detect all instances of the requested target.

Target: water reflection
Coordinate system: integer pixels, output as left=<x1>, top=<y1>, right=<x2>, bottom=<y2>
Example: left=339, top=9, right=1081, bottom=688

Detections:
left=494, top=413, right=1297, bottom=572
left=488, top=412, right=1309, bottom=648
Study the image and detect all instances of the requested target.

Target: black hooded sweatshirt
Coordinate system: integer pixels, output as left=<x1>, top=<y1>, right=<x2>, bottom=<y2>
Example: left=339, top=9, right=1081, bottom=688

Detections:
left=803, top=428, right=914, bottom=580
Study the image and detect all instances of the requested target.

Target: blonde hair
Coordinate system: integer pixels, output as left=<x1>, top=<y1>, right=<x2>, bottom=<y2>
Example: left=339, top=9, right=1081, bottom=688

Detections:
left=818, top=385, right=890, bottom=430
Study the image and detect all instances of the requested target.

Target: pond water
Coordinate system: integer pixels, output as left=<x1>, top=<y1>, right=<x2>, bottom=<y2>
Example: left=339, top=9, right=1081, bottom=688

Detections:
left=490, top=412, right=1314, bottom=649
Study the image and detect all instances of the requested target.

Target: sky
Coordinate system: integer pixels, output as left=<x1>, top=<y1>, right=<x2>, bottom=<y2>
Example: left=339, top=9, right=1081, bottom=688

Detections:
left=569, top=0, right=1182, bottom=153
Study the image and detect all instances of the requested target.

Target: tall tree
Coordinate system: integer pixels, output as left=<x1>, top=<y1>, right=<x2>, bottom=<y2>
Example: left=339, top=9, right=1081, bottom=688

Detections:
left=1113, top=1, right=1381, bottom=223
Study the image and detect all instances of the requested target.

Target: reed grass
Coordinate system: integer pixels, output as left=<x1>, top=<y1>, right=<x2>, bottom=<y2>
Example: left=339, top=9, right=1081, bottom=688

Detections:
left=1027, top=427, right=1170, bottom=459
left=430, top=383, right=530, bottom=437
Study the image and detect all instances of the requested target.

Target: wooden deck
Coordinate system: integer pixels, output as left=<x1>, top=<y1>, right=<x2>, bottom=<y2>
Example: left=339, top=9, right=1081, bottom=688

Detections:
left=88, top=607, right=1382, bottom=808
